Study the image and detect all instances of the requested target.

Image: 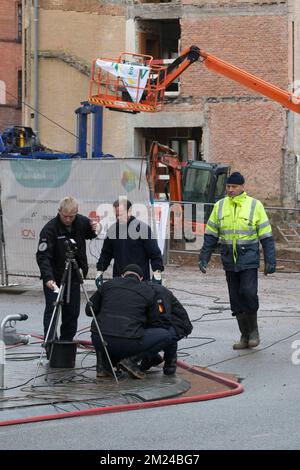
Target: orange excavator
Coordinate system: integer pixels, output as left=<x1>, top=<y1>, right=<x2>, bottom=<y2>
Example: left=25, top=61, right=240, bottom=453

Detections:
left=89, top=45, right=300, bottom=114
left=148, top=141, right=229, bottom=204
left=147, top=141, right=230, bottom=235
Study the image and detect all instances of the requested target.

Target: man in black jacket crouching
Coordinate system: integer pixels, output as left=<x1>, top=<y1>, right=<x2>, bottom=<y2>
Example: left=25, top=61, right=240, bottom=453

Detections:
left=86, top=264, right=174, bottom=379
left=141, top=282, right=193, bottom=375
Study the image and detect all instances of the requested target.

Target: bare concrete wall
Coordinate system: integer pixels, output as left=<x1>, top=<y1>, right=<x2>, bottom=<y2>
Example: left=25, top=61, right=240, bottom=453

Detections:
left=25, top=5, right=126, bottom=155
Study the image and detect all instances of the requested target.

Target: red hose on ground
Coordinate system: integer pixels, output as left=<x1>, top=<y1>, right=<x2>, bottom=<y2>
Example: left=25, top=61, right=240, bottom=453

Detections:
left=0, top=359, right=243, bottom=427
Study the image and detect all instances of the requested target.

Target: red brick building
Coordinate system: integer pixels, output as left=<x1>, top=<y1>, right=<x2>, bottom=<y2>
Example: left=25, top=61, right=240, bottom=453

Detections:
left=0, top=0, right=22, bottom=132
left=22, top=1, right=300, bottom=204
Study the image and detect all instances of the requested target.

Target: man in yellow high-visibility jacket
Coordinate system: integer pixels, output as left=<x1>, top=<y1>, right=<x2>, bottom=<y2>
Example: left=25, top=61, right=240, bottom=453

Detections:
left=199, top=172, right=276, bottom=349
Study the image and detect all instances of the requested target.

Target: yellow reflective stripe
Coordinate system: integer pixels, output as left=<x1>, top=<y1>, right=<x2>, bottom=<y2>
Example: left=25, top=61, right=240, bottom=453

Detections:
left=257, top=220, right=270, bottom=230
left=220, top=229, right=257, bottom=235
left=217, top=198, right=225, bottom=222
left=259, top=232, right=272, bottom=240
left=205, top=228, right=219, bottom=237
left=207, top=220, right=219, bottom=229
left=249, top=198, right=257, bottom=225
left=258, top=224, right=272, bottom=238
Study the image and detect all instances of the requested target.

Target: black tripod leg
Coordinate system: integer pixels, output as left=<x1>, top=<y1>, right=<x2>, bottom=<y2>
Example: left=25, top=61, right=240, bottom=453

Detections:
left=32, top=261, right=71, bottom=387
left=32, top=284, right=65, bottom=387
left=44, top=261, right=70, bottom=345
left=72, top=260, right=119, bottom=384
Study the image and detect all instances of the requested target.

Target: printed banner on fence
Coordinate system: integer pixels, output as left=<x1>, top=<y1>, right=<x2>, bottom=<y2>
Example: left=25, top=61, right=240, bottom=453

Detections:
left=0, top=158, right=164, bottom=277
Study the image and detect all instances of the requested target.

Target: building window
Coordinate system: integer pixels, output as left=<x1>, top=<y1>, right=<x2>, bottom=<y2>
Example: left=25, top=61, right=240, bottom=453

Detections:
left=18, top=70, right=22, bottom=107
left=142, top=127, right=203, bottom=161
left=138, top=20, right=180, bottom=95
left=17, top=3, right=22, bottom=42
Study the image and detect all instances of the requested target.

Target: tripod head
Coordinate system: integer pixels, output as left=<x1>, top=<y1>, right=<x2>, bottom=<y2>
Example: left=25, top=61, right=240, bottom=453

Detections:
left=65, top=238, right=78, bottom=260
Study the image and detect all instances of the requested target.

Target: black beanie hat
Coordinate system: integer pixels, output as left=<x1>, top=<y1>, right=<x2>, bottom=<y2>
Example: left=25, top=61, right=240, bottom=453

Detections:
left=227, top=172, right=245, bottom=185
left=121, top=264, right=144, bottom=279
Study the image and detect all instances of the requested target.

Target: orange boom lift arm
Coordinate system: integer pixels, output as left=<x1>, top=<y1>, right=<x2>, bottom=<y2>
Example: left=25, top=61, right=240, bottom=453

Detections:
left=89, top=45, right=300, bottom=114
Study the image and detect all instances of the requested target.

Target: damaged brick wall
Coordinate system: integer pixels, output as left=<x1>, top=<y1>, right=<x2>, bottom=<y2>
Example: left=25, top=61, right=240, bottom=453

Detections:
left=177, top=8, right=289, bottom=203
left=0, top=0, right=22, bottom=129
left=40, top=0, right=124, bottom=16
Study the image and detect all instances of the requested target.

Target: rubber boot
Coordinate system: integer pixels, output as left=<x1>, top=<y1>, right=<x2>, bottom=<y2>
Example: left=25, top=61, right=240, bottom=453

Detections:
left=96, top=349, right=112, bottom=378
left=247, top=312, right=260, bottom=348
left=163, top=353, right=177, bottom=375
left=119, top=357, right=146, bottom=379
left=140, top=354, right=164, bottom=372
left=232, top=313, right=249, bottom=350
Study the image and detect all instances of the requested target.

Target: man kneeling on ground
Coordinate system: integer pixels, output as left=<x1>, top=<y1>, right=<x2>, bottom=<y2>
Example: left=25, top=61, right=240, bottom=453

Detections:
left=86, top=264, right=175, bottom=379
left=140, top=280, right=193, bottom=375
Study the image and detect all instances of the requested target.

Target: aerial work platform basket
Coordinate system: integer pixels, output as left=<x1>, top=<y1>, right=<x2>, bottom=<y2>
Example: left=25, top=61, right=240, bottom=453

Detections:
left=89, top=52, right=167, bottom=113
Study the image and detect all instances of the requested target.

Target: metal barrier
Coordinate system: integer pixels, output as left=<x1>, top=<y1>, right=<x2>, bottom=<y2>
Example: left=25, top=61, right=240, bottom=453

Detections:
left=165, top=201, right=300, bottom=272
left=1, top=177, right=300, bottom=283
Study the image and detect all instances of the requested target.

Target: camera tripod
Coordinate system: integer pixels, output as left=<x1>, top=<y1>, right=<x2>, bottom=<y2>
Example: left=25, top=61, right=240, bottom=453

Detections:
left=32, top=248, right=119, bottom=386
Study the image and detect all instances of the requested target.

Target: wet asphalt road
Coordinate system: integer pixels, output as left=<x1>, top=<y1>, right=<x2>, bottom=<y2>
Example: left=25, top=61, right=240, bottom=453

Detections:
left=0, top=267, right=299, bottom=450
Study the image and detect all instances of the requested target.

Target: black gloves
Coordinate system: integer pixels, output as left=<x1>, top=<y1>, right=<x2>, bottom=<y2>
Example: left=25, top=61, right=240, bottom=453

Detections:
left=198, top=260, right=207, bottom=274
left=264, top=263, right=276, bottom=275
left=152, top=270, right=162, bottom=285
left=95, top=271, right=104, bottom=289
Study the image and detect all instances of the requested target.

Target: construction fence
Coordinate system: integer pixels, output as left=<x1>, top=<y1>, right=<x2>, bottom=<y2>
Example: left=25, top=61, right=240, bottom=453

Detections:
left=0, top=158, right=152, bottom=283
left=166, top=202, right=300, bottom=273
left=0, top=158, right=300, bottom=284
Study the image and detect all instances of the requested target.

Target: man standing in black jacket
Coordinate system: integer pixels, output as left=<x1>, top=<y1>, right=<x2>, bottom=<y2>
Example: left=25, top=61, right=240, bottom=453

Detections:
left=95, top=198, right=164, bottom=287
left=87, top=264, right=175, bottom=379
left=36, top=196, right=98, bottom=341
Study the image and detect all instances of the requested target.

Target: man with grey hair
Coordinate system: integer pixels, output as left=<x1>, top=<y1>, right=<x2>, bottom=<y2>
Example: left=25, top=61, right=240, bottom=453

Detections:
left=36, top=196, right=98, bottom=342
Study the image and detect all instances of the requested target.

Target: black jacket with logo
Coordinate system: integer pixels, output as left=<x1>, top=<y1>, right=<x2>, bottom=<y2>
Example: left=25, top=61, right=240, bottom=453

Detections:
left=36, top=213, right=96, bottom=284
left=147, top=282, right=193, bottom=339
left=87, top=277, right=193, bottom=340
left=87, top=276, right=155, bottom=339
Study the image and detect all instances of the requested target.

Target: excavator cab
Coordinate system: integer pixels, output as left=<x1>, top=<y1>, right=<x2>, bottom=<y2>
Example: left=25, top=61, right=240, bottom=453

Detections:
left=148, top=141, right=229, bottom=205
left=182, top=161, right=229, bottom=204
left=181, top=161, right=230, bottom=232
left=148, top=141, right=230, bottom=236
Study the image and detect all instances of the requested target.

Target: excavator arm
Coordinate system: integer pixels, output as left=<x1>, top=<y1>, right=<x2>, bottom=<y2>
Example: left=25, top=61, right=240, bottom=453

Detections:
left=148, top=141, right=183, bottom=201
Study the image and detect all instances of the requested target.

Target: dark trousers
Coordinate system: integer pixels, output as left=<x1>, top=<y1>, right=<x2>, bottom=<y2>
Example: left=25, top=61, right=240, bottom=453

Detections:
left=225, top=269, right=259, bottom=316
left=91, top=327, right=175, bottom=365
left=162, top=327, right=179, bottom=361
left=43, top=281, right=81, bottom=341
